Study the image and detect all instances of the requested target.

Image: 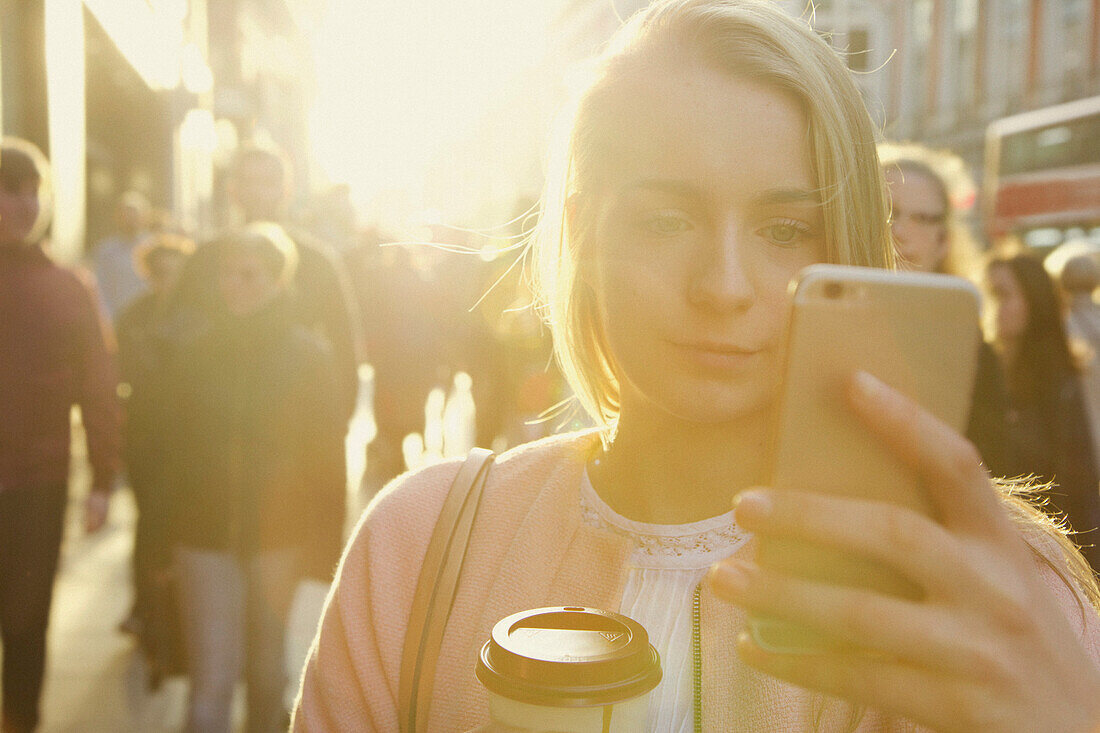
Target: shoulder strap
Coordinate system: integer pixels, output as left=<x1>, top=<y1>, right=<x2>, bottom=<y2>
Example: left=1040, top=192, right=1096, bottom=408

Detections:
left=399, top=447, right=495, bottom=733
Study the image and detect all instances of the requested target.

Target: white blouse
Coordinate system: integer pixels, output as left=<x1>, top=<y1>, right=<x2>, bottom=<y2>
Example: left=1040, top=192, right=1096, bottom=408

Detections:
left=579, top=472, right=749, bottom=732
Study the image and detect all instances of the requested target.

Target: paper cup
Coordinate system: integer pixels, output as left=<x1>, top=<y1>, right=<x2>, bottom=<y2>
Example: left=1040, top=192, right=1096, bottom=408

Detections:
left=475, top=606, right=661, bottom=733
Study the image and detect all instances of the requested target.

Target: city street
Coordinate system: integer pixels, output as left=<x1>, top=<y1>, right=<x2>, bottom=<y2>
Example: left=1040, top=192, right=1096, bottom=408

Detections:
left=1, top=0, right=1098, bottom=730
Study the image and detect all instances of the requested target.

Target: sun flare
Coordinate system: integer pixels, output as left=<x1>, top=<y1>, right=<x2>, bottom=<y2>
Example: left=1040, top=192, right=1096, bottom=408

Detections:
left=308, top=0, right=561, bottom=228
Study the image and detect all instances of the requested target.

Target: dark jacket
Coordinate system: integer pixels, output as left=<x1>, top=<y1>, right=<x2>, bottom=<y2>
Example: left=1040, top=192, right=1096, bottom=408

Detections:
left=169, top=228, right=360, bottom=422
left=967, top=340, right=1011, bottom=477
left=161, top=296, right=346, bottom=578
left=116, top=291, right=174, bottom=491
left=1005, top=372, right=1100, bottom=570
left=0, top=245, right=120, bottom=493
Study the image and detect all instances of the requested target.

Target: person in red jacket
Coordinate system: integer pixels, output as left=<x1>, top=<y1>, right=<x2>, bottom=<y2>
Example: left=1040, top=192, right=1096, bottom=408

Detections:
left=0, top=137, right=121, bottom=732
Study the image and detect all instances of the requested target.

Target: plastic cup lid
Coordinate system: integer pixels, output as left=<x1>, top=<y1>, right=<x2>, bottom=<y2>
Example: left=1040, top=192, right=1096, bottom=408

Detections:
left=475, top=606, right=662, bottom=708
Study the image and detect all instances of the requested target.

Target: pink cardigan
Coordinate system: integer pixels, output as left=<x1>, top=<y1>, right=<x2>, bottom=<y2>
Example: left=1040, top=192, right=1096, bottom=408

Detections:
left=292, top=431, right=1100, bottom=731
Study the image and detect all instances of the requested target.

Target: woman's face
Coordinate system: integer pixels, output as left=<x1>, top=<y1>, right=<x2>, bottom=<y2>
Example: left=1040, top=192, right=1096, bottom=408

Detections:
left=0, top=179, right=42, bottom=247
left=583, top=58, right=825, bottom=425
left=984, top=263, right=1029, bottom=344
left=218, top=248, right=281, bottom=316
left=884, top=167, right=947, bottom=274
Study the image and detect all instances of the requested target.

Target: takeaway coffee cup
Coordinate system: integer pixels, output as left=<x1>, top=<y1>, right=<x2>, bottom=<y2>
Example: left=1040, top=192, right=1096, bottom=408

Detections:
left=475, top=606, right=661, bottom=733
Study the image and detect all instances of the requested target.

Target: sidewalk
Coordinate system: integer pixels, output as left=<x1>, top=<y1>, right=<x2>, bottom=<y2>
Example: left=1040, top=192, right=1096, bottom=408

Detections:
left=35, top=423, right=336, bottom=732
left=38, top=486, right=191, bottom=733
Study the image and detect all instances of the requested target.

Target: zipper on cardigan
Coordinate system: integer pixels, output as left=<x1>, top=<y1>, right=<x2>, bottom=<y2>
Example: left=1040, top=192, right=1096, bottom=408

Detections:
left=692, top=582, right=702, bottom=733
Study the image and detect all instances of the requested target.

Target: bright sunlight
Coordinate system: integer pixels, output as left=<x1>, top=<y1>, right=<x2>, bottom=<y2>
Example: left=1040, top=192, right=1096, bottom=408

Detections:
left=308, top=0, right=563, bottom=228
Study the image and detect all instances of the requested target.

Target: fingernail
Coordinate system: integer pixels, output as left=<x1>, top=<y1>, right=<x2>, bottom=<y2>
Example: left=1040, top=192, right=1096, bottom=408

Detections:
left=733, top=489, right=772, bottom=520
left=710, top=560, right=752, bottom=595
left=852, top=370, right=885, bottom=402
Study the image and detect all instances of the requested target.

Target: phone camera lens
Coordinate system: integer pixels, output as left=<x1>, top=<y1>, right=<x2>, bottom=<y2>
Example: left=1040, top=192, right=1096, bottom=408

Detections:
left=823, top=281, right=843, bottom=300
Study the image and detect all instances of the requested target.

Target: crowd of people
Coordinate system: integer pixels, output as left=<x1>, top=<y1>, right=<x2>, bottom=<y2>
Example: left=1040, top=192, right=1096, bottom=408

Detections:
left=0, top=136, right=565, bottom=732
left=2, top=0, right=1100, bottom=731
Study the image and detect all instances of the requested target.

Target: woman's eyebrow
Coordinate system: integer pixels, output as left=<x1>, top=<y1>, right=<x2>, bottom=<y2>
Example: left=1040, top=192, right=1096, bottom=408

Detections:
left=754, top=187, right=821, bottom=205
left=616, top=179, right=700, bottom=199
left=615, top=181, right=821, bottom=205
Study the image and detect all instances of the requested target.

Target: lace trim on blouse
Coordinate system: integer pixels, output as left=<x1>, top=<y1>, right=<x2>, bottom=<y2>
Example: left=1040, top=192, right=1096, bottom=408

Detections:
left=578, top=472, right=748, bottom=569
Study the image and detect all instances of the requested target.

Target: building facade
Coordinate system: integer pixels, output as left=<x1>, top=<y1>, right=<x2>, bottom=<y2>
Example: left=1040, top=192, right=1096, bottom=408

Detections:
left=804, top=0, right=1100, bottom=164
left=0, top=0, right=315, bottom=262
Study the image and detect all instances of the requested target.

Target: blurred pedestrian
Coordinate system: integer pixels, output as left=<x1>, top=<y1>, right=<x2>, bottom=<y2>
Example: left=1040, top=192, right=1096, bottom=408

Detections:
left=346, top=231, right=498, bottom=488
left=0, top=137, right=121, bottom=732
left=984, top=252, right=1100, bottom=573
left=162, top=222, right=346, bottom=733
left=1054, top=252, right=1100, bottom=474
left=169, top=142, right=360, bottom=422
left=114, top=231, right=194, bottom=676
left=92, top=190, right=152, bottom=320
left=345, top=238, right=440, bottom=488
left=880, top=142, right=1011, bottom=476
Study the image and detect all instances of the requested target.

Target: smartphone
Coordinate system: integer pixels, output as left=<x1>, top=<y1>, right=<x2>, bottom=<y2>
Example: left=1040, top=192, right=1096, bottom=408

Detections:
left=751, top=264, right=982, bottom=653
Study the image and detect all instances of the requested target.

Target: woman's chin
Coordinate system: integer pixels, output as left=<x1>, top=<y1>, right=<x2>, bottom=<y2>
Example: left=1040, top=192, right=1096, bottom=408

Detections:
left=629, top=380, right=778, bottom=429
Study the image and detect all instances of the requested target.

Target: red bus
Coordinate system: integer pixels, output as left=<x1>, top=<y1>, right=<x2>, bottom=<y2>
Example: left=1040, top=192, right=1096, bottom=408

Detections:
left=984, top=94, right=1100, bottom=250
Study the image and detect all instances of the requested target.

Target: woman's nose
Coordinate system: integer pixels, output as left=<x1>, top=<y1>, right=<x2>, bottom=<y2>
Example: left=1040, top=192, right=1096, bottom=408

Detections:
left=688, top=225, right=754, bottom=311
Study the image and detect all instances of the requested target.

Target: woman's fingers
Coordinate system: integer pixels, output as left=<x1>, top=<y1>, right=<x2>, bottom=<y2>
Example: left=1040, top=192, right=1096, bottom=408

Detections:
left=733, top=487, right=971, bottom=595
left=847, top=371, right=1011, bottom=538
left=734, top=633, right=1016, bottom=733
left=717, top=371, right=1100, bottom=731
left=709, top=558, right=988, bottom=674
left=726, top=488, right=1058, bottom=660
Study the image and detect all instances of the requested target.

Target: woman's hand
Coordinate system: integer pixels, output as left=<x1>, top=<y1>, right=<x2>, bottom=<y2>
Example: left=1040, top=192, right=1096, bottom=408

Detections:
left=709, top=371, right=1100, bottom=733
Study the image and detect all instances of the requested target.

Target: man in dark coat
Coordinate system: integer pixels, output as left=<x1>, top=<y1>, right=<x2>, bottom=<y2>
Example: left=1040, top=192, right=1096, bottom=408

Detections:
left=0, top=137, right=121, bottom=732
left=168, top=142, right=360, bottom=421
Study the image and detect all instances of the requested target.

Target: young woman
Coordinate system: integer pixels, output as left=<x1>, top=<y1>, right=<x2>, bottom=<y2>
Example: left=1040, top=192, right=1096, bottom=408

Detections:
left=161, top=223, right=347, bottom=733
left=294, top=2, right=1100, bottom=730
left=877, top=143, right=978, bottom=277
left=879, top=143, right=1010, bottom=476
left=984, top=252, right=1100, bottom=576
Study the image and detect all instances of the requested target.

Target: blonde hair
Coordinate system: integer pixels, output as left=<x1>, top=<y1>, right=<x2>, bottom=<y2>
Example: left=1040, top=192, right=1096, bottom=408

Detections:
left=527, top=0, right=1100, bottom=680
left=532, top=0, right=893, bottom=441
left=134, top=232, right=196, bottom=280
left=878, top=141, right=981, bottom=278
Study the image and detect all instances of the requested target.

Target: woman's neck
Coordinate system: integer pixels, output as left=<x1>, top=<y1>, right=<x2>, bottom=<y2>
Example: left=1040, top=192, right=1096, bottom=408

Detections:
left=589, top=409, right=771, bottom=525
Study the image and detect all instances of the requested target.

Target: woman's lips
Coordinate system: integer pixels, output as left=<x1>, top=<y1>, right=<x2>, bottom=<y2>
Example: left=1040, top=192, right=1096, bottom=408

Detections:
left=672, top=340, right=762, bottom=369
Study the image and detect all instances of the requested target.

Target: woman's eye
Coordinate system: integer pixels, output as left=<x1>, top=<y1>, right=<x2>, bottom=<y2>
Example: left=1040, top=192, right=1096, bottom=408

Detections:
left=759, top=219, right=811, bottom=247
left=641, top=211, right=693, bottom=235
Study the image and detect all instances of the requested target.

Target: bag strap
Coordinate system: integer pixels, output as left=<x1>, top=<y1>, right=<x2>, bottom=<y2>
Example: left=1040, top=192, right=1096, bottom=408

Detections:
left=399, top=448, right=495, bottom=733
